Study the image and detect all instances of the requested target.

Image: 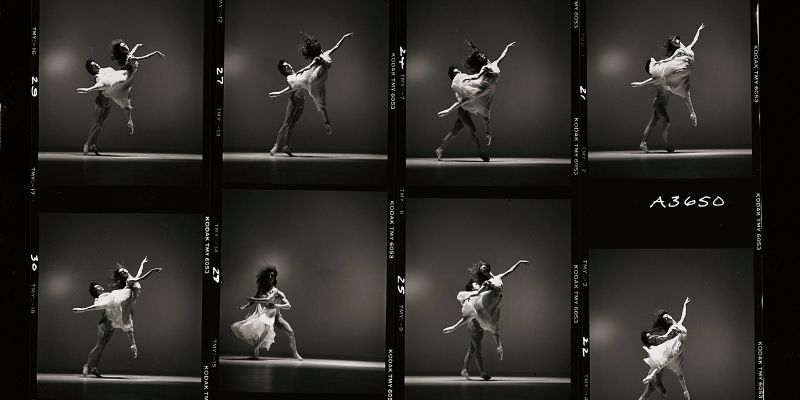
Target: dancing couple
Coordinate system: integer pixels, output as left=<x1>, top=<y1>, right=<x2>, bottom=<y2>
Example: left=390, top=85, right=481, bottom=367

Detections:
left=435, top=40, right=516, bottom=162
left=231, top=264, right=303, bottom=360
left=631, top=23, right=705, bottom=153
left=442, top=258, right=529, bottom=380
left=77, top=39, right=165, bottom=155
left=267, top=32, right=354, bottom=157
left=72, top=256, right=163, bottom=377
left=638, top=297, right=691, bottom=400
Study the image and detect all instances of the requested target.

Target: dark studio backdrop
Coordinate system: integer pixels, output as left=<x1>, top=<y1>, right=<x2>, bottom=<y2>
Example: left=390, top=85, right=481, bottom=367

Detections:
left=37, top=213, right=202, bottom=375
left=406, top=0, right=570, bottom=158
left=588, top=0, right=751, bottom=150
left=590, top=249, right=754, bottom=400
left=223, top=0, right=389, bottom=154
left=39, top=0, right=203, bottom=153
left=406, top=198, right=570, bottom=376
left=220, top=190, right=386, bottom=361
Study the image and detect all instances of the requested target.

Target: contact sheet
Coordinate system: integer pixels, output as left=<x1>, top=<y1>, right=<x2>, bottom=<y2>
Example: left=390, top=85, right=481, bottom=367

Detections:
left=0, top=0, right=780, bottom=399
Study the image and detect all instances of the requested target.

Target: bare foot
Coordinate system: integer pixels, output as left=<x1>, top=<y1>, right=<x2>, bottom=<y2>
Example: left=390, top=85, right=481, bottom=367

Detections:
left=130, top=345, right=138, bottom=359
left=639, top=142, right=649, bottom=153
left=282, top=146, right=295, bottom=157
left=485, top=133, right=492, bottom=146
left=82, top=143, right=89, bottom=155
left=269, top=146, right=278, bottom=156
left=435, top=148, right=443, bottom=161
left=460, top=368, right=471, bottom=380
left=128, top=121, right=135, bottom=135
left=690, top=113, right=697, bottom=126
left=325, top=123, right=333, bottom=136
left=293, top=353, right=304, bottom=361
left=496, top=346, right=503, bottom=360
left=90, top=144, right=100, bottom=156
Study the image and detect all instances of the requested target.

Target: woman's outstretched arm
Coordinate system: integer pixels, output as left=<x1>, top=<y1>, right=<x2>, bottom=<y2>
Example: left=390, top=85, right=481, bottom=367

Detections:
left=269, top=86, right=295, bottom=97
left=326, top=32, right=354, bottom=55
left=129, top=50, right=166, bottom=61
left=495, top=42, right=516, bottom=65
left=128, top=267, right=163, bottom=283
left=686, top=23, right=705, bottom=50
left=677, top=297, right=690, bottom=325
left=494, top=259, right=530, bottom=280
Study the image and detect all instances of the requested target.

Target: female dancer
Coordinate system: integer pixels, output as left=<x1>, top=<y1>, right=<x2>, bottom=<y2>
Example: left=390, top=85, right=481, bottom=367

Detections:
left=632, top=23, right=705, bottom=152
left=443, top=258, right=529, bottom=380
left=231, top=265, right=302, bottom=360
left=269, top=32, right=354, bottom=142
left=78, top=39, right=165, bottom=154
left=73, top=257, right=163, bottom=359
left=435, top=41, right=515, bottom=162
left=639, top=297, right=691, bottom=400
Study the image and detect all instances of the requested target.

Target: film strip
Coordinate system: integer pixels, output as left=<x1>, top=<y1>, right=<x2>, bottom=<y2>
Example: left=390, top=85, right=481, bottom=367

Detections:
left=387, top=0, right=406, bottom=399
left=9, top=0, right=773, bottom=399
left=750, top=1, right=765, bottom=399
left=571, top=0, right=588, bottom=399
left=29, top=1, right=41, bottom=399
left=201, top=0, right=224, bottom=398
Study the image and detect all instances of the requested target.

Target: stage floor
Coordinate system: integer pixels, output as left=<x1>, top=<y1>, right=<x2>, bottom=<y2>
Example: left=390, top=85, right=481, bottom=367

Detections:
left=405, top=375, right=570, bottom=400
left=38, top=152, right=202, bottom=186
left=219, top=355, right=384, bottom=394
left=37, top=373, right=199, bottom=400
left=223, top=152, right=387, bottom=188
left=406, top=157, right=570, bottom=187
left=589, top=149, right=752, bottom=179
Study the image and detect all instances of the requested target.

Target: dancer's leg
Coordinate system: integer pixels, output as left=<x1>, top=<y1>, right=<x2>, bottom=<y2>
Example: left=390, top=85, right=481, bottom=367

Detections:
left=271, top=95, right=303, bottom=156
left=274, top=316, right=302, bottom=360
left=436, top=117, right=464, bottom=160
left=640, top=103, right=661, bottom=153
left=121, top=329, right=138, bottom=358
left=283, top=96, right=304, bottom=155
left=251, top=329, right=272, bottom=360
left=482, top=116, right=492, bottom=146
left=683, top=93, right=697, bottom=127
left=654, top=94, right=672, bottom=152
left=458, top=108, right=489, bottom=162
left=123, top=105, right=134, bottom=135
left=653, top=371, right=668, bottom=399
left=85, top=318, right=114, bottom=376
left=85, top=95, right=111, bottom=154
left=467, top=320, right=490, bottom=380
left=490, top=330, right=503, bottom=360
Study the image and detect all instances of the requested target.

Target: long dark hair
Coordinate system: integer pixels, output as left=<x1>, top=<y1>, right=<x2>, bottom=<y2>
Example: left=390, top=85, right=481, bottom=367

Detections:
left=652, top=309, right=673, bottom=332
left=108, top=263, right=128, bottom=290
left=256, top=264, right=279, bottom=296
left=467, top=258, right=492, bottom=285
left=463, top=40, right=489, bottom=74
left=663, top=35, right=681, bottom=57
left=110, top=38, right=129, bottom=66
left=298, top=33, right=322, bottom=60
